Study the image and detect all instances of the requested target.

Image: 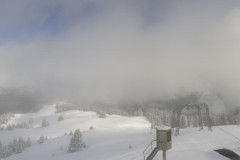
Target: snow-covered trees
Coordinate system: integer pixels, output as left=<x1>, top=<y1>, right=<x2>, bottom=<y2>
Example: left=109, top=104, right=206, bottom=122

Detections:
left=38, top=136, right=47, bottom=144
left=6, top=120, right=34, bottom=130
left=133, top=108, right=143, bottom=116
left=89, top=126, right=94, bottom=130
left=0, top=113, right=14, bottom=125
left=0, top=137, right=32, bottom=158
left=180, top=115, right=188, bottom=128
left=28, top=119, right=34, bottom=128
left=26, top=137, right=32, bottom=147
left=58, top=115, right=64, bottom=121
left=144, top=107, right=240, bottom=129
left=55, top=102, right=76, bottom=113
left=60, top=145, right=63, bottom=151
left=145, top=108, right=171, bottom=128
left=15, top=138, right=25, bottom=153
left=2, top=145, right=11, bottom=158
left=9, top=137, right=31, bottom=154
left=128, top=145, right=132, bottom=149
left=68, top=129, right=86, bottom=153
left=41, top=119, right=50, bottom=127
left=97, top=111, right=106, bottom=118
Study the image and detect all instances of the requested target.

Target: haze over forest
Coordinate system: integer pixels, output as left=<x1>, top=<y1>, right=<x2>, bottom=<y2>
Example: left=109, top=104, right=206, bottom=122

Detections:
left=1, top=0, right=240, bottom=114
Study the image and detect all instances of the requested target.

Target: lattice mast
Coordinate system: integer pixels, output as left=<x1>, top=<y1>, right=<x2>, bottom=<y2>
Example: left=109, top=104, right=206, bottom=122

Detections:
left=171, top=103, right=212, bottom=136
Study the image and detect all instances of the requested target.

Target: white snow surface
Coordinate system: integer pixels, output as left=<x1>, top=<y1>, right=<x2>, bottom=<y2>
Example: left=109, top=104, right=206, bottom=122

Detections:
left=156, top=125, right=171, bottom=130
left=0, top=105, right=239, bottom=160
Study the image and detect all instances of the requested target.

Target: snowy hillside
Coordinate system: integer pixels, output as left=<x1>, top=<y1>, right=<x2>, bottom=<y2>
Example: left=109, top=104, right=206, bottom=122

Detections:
left=0, top=105, right=239, bottom=160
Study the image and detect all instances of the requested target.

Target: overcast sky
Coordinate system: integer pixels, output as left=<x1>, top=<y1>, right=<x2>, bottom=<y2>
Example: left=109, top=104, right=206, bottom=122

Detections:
left=1, top=0, right=240, bottom=110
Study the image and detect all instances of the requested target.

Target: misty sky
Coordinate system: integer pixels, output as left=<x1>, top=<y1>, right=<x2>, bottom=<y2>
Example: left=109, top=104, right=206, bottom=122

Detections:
left=1, top=0, right=240, bottom=111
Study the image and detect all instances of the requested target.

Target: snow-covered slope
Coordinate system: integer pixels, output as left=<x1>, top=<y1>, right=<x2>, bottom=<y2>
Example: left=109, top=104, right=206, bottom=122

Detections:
left=1, top=105, right=239, bottom=160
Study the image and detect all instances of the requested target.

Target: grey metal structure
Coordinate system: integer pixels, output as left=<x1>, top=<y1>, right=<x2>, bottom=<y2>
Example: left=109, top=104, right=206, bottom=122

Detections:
left=143, top=128, right=172, bottom=160
left=143, top=140, right=158, bottom=160
left=171, top=103, right=212, bottom=136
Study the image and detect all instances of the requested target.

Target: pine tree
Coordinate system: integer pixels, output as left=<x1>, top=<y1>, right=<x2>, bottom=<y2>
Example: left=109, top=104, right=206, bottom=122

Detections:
left=60, top=145, right=63, bottom=151
left=7, top=124, right=14, bottom=130
left=68, top=129, right=86, bottom=152
left=16, top=138, right=24, bottom=153
left=1, top=146, right=9, bottom=158
left=58, top=115, right=64, bottom=121
left=26, top=137, right=32, bottom=147
left=38, top=136, right=46, bottom=144
left=11, top=138, right=17, bottom=153
left=6, top=142, right=13, bottom=157
left=128, top=145, right=132, bottom=149
left=98, top=112, right=106, bottom=118
left=28, top=119, right=34, bottom=128
left=220, top=113, right=227, bottom=125
left=42, top=119, right=50, bottom=127
left=180, top=115, right=187, bottom=128
left=162, top=112, right=168, bottom=126
left=192, top=116, right=199, bottom=127
left=138, top=108, right=144, bottom=116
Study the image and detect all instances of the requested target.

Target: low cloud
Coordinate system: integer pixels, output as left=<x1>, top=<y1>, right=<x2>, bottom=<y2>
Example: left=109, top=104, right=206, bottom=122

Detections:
left=0, top=0, right=240, bottom=112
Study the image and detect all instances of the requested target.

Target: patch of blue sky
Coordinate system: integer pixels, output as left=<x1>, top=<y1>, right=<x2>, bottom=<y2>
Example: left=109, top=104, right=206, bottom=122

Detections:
left=0, top=0, right=102, bottom=46
left=140, top=0, right=172, bottom=29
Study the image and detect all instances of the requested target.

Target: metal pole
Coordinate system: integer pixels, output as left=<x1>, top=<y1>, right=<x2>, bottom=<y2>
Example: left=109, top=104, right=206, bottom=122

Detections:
left=163, top=150, right=166, bottom=160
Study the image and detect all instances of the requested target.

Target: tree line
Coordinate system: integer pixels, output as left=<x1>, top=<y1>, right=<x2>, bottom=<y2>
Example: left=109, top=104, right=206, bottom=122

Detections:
left=0, top=137, right=32, bottom=158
